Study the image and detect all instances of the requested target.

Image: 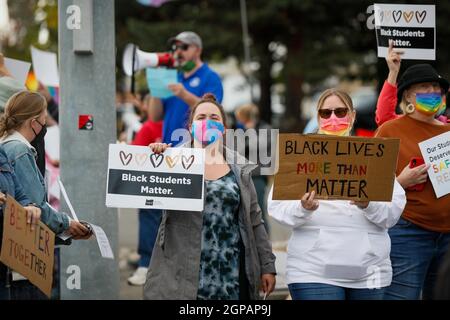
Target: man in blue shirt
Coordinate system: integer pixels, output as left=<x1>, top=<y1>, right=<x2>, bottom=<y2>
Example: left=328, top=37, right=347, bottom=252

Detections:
left=148, top=31, right=223, bottom=145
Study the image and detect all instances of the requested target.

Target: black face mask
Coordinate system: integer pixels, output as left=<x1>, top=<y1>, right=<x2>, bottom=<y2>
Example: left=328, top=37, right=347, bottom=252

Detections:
left=31, top=119, right=47, bottom=142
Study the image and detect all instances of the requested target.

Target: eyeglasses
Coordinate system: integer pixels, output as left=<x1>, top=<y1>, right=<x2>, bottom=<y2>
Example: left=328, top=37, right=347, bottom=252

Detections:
left=171, top=43, right=190, bottom=51
left=318, top=108, right=349, bottom=119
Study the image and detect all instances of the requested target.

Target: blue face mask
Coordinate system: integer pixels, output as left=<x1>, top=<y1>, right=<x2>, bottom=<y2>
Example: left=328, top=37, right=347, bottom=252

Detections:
left=191, top=119, right=225, bottom=146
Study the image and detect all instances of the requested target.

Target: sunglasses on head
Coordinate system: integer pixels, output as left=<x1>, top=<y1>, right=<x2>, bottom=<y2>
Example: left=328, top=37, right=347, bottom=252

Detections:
left=318, top=107, right=349, bottom=119
left=171, top=43, right=190, bottom=51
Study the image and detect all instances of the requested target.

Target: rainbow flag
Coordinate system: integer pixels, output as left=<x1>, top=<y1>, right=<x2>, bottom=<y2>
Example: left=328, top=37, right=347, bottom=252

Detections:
left=25, top=71, right=39, bottom=91
left=48, top=86, right=60, bottom=104
left=136, top=0, right=172, bottom=7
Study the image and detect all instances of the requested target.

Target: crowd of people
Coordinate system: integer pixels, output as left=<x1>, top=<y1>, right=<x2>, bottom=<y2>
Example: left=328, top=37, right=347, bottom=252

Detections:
left=1, top=30, right=450, bottom=300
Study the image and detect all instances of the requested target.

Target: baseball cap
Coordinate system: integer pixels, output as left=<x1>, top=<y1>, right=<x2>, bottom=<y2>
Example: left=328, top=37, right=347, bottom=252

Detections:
left=169, top=31, right=202, bottom=49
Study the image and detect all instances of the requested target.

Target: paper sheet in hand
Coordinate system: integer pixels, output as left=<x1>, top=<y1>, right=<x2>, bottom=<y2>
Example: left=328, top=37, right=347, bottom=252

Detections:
left=58, top=179, right=114, bottom=258
left=4, top=57, right=31, bottom=84
left=91, top=224, right=114, bottom=259
left=146, top=67, right=178, bottom=98
left=31, top=46, right=59, bottom=87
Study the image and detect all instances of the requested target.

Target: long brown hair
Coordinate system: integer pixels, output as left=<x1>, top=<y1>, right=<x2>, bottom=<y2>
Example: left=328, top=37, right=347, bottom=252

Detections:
left=0, top=90, right=47, bottom=137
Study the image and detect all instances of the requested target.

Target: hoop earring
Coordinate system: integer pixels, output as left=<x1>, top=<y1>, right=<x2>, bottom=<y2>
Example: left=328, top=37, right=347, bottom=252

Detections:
left=406, top=103, right=415, bottom=114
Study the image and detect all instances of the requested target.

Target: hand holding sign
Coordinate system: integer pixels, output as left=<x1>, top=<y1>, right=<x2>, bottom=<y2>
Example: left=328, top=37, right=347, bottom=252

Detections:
left=301, top=191, right=319, bottom=211
left=149, top=142, right=172, bottom=154
left=0, top=192, right=41, bottom=230
left=23, top=205, right=42, bottom=231
left=168, top=83, right=186, bottom=98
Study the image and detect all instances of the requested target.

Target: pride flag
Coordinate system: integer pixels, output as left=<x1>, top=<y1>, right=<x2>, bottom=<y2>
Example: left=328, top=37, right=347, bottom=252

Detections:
left=25, top=71, right=39, bottom=91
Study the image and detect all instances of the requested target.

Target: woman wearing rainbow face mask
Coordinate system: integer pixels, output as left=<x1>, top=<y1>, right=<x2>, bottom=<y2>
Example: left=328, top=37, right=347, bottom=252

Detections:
left=143, top=93, right=276, bottom=300
left=375, top=41, right=448, bottom=126
left=376, top=64, right=450, bottom=300
left=268, top=89, right=406, bottom=300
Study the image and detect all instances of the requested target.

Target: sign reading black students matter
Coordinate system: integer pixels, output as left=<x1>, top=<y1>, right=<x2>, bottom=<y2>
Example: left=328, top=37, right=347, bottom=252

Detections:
left=273, top=134, right=400, bottom=201
left=374, top=3, right=435, bottom=60
left=106, top=144, right=205, bottom=211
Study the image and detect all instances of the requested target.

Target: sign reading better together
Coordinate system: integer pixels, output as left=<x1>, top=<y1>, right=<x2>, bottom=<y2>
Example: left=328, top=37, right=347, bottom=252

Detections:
left=0, top=196, right=55, bottom=298
left=106, top=144, right=205, bottom=211
left=273, top=134, right=400, bottom=201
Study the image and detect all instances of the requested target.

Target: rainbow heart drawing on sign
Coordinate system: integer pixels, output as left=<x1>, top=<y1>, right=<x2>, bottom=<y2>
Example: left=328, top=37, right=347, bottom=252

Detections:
left=135, top=154, right=147, bottom=166
left=385, top=10, right=428, bottom=24
left=149, top=153, right=164, bottom=168
left=120, top=151, right=133, bottom=166
left=403, top=11, right=414, bottom=23
left=182, top=155, right=195, bottom=170
left=165, top=155, right=179, bottom=168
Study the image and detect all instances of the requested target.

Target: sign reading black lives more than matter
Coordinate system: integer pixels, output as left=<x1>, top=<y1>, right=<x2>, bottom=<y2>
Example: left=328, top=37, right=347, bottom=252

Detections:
left=106, top=144, right=205, bottom=211
left=374, top=3, right=435, bottom=60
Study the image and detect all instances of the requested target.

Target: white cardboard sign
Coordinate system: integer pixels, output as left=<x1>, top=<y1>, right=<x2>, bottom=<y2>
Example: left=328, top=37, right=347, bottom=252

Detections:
left=106, top=144, right=205, bottom=211
left=374, top=4, right=435, bottom=60
left=419, top=131, right=450, bottom=198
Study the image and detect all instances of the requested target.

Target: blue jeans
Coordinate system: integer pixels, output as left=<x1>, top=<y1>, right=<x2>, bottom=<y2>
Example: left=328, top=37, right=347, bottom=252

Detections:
left=288, top=283, right=384, bottom=300
left=384, top=217, right=450, bottom=300
left=138, top=209, right=162, bottom=268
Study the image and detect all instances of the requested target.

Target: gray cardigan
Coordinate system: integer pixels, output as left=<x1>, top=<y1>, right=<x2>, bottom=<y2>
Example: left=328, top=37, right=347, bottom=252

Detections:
left=143, top=146, right=276, bottom=300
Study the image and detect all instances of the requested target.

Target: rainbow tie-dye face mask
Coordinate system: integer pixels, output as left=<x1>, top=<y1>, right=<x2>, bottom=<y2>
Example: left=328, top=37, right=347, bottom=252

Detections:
left=191, top=119, right=225, bottom=146
left=415, top=92, right=444, bottom=116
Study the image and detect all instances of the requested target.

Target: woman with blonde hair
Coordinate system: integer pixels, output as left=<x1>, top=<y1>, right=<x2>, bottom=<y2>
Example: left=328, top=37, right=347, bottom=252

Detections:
left=268, top=88, right=406, bottom=300
left=0, top=91, right=91, bottom=299
left=0, top=91, right=90, bottom=237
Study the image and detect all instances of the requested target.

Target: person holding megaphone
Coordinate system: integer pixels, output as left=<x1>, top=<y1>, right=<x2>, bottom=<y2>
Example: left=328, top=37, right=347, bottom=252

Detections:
left=146, top=31, right=223, bottom=146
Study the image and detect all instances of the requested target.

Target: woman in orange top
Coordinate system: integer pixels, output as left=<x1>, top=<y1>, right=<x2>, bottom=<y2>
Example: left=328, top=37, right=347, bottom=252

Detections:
left=376, top=64, right=450, bottom=300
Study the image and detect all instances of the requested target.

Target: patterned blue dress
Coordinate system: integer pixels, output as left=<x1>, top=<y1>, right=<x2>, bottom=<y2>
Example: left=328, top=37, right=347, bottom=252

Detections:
left=197, top=170, right=241, bottom=300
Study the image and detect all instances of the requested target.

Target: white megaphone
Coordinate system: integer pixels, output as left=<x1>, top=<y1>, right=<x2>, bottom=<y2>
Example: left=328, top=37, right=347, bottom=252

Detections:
left=122, top=43, right=175, bottom=76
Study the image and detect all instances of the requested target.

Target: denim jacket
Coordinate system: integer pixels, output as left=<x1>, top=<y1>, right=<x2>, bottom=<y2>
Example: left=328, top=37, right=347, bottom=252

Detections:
left=0, top=147, right=31, bottom=206
left=0, top=131, right=69, bottom=234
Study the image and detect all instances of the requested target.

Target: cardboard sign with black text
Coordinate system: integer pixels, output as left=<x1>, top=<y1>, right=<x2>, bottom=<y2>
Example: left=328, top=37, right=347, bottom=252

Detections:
left=106, top=144, right=205, bottom=211
left=0, top=196, right=55, bottom=298
left=273, top=134, right=400, bottom=201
